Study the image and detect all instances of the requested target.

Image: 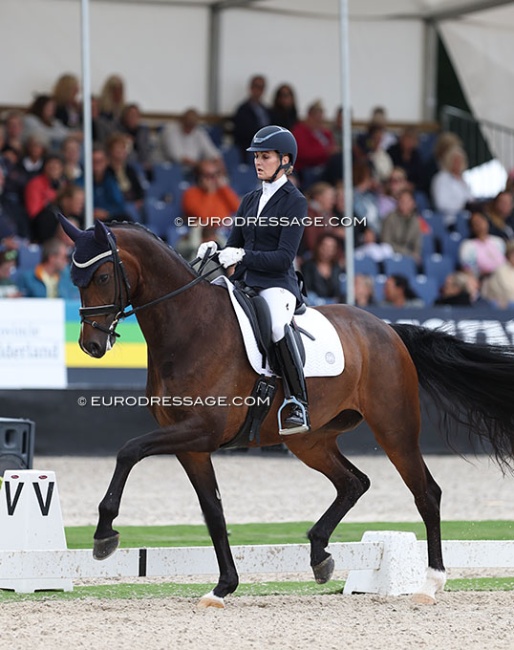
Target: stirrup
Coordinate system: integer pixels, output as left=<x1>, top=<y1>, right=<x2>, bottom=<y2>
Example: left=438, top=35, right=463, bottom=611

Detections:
left=277, top=397, right=310, bottom=435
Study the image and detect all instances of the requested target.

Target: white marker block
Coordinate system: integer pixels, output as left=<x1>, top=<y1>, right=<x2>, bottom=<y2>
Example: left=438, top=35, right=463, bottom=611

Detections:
left=0, top=470, right=73, bottom=592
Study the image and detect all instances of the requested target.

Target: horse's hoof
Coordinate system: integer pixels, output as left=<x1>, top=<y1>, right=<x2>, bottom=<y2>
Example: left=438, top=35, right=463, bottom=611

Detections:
left=312, top=555, right=335, bottom=584
left=93, top=533, right=120, bottom=560
left=197, top=590, right=225, bottom=609
left=411, top=592, right=437, bottom=605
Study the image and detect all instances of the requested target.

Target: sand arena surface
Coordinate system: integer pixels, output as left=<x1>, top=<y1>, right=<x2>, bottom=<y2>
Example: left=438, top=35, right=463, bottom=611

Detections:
left=1, top=452, right=514, bottom=650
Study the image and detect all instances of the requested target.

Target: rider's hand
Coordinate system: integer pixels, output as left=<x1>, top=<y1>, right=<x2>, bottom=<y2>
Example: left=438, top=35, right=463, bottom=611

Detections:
left=219, top=247, right=245, bottom=268
left=197, top=241, right=218, bottom=259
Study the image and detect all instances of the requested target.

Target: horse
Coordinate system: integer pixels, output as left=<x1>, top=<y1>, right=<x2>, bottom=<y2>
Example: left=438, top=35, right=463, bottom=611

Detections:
left=60, top=215, right=514, bottom=608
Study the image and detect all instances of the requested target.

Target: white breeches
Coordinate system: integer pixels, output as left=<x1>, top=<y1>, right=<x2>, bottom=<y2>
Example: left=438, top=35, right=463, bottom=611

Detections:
left=258, top=287, right=296, bottom=342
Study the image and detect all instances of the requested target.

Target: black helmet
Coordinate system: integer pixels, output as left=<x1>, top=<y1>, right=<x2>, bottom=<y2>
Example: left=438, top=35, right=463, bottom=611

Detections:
left=246, top=125, right=297, bottom=166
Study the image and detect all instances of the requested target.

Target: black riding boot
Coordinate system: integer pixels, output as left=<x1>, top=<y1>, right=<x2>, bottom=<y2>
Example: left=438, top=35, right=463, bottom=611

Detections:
left=275, top=327, right=310, bottom=435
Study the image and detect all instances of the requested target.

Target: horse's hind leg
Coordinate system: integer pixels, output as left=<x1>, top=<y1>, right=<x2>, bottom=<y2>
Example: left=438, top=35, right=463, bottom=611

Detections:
left=286, top=435, right=370, bottom=583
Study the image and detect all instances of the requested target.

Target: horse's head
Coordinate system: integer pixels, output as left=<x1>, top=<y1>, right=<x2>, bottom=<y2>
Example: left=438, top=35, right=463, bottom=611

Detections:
left=59, top=215, right=133, bottom=358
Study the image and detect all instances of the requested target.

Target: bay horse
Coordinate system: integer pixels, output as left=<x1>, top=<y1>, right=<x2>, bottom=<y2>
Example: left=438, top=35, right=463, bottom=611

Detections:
left=61, top=216, right=514, bottom=608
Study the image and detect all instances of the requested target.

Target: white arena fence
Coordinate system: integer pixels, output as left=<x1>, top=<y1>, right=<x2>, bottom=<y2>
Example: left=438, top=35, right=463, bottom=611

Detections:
left=1, top=470, right=513, bottom=595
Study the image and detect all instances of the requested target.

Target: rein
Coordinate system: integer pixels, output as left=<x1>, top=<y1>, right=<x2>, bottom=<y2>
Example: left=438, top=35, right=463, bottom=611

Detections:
left=79, top=235, right=222, bottom=338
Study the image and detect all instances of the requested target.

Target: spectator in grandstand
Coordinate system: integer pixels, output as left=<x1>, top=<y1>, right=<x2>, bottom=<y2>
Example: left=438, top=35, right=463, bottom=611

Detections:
left=161, top=108, right=221, bottom=170
left=181, top=159, right=240, bottom=227
left=17, top=238, right=78, bottom=299
left=3, top=110, right=24, bottom=157
left=352, top=160, right=380, bottom=235
left=353, top=273, right=376, bottom=307
left=0, top=247, right=20, bottom=298
left=90, top=145, right=129, bottom=222
left=25, top=154, right=65, bottom=242
left=380, top=188, right=422, bottom=265
left=355, top=226, right=394, bottom=263
left=459, top=210, right=505, bottom=279
left=23, top=94, right=77, bottom=151
left=485, top=191, right=514, bottom=241
left=301, top=181, right=343, bottom=255
left=431, top=144, right=473, bottom=225
left=269, top=84, right=298, bottom=132
left=106, top=133, right=145, bottom=209
left=356, top=123, right=394, bottom=184
left=381, top=273, right=423, bottom=308
left=90, top=95, right=115, bottom=145
left=386, top=127, right=424, bottom=192
left=378, top=167, right=409, bottom=219
left=435, top=270, right=486, bottom=307
left=292, top=100, right=337, bottom=178
left=52, top=73, right=82, bottom=129
left=232, top=75, right=271, bottom=160
left=118, top=103, right=153, bottom=173
left=481, top=240, right=514, bottom=308
left=366, top=106, right=397, bottom=151
left=61, top=135, right=84, bottom=184
left=301, top=233, right=344, bottom=305
left=98, top=74, right=125, bottom=129
left=56, top=184, right=85, bottom=231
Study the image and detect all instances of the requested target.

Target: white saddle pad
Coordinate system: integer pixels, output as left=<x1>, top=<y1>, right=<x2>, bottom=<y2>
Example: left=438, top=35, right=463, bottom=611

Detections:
left=212, top=276, right=344, bottom=377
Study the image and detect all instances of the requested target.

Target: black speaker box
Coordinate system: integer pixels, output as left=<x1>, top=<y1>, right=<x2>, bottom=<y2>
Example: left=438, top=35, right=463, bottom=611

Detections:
left=0, top=417, right=35, bottom=476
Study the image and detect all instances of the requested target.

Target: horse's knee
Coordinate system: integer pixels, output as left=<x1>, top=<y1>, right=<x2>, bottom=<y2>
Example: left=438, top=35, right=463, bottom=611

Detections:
left=116, top=439, right=143, bottom=467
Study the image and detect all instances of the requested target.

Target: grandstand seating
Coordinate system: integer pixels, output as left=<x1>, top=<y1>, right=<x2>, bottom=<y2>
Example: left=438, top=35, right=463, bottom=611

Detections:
left=383, top=254, right=418, bottom=281
left=423, top=253, right=455, bottom=288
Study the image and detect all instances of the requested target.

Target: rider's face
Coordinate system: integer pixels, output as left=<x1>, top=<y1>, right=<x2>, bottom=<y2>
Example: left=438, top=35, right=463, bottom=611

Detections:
left=253, top=151, right=289, bottom=181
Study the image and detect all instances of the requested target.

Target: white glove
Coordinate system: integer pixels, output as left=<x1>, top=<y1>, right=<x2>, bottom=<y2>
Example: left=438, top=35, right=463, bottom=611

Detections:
left=197, top=241, right=218, bottom=259
left=218, top=247, right=245, bottom=268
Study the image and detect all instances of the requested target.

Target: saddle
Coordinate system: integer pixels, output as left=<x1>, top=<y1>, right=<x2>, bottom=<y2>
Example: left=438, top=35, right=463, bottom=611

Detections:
left=232, top=282, right=308, bottom=373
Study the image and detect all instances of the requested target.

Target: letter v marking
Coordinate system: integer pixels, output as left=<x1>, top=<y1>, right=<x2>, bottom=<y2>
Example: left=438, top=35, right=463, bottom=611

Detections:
left=33, top=482, right=55, bottom=516
left=4, top=481, right=24, bottom=516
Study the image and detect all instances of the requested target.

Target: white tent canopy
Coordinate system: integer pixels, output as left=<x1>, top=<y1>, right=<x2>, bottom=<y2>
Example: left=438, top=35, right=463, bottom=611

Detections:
left=2, top=0, right=514, bottom=129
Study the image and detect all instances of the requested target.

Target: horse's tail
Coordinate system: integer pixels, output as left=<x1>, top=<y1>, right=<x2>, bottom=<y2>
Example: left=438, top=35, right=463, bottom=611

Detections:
left=391, top=323, right=514, bottom=469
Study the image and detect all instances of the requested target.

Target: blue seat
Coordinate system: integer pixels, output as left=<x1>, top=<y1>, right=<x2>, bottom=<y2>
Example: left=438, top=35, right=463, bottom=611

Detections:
left=422, top=210, right=447, bottom=242
left=414, top=190, right=431, bottom=212
left=455, top=210, right=471, bottom=238
left=166, top=223, right=189, bottom=248
left=230, top=164, right=259, bottom=196
left=423, top=253, right=455, bottom=288
left=440, top=231, right=463, bottom=266
left=221, top=145, right=242, bottom=173
left=17, top=244, right=41, bottom=271
left=421, top=232, right=436, bottom=260
left=411, top=274, right=439, bottom=306
left=144, top=200, right=179, bottom=239
left=354, top=253, right=379, bottom=276
left=383, top=254, right=418, bottom=281
left=373, top=274, right=387, bottom=303
left=146, top=163, right=185, bottom=200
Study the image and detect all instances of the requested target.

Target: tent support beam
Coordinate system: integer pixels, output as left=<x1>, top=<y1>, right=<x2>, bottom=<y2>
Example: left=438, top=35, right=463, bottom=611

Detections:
left=429, top=0, right=514, bottom=21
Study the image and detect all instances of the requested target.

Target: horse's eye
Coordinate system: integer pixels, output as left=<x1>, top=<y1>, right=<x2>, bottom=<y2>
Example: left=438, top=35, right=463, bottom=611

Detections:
left=96, top=273, right=110, bottom=286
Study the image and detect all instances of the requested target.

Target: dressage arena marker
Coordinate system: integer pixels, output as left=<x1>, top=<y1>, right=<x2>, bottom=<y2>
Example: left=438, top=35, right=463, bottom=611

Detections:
left=1, top=471, right=514, bottom=595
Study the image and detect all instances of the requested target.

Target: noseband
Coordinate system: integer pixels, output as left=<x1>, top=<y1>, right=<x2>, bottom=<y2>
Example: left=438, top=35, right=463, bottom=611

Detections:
left=78, top=234, right=221, bottom=339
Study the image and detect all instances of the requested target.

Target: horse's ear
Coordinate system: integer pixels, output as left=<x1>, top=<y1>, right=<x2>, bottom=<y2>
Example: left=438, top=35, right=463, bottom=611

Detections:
left=94, top=218, right=111, bottom=247
left=57, top=213, right=82, bottom=242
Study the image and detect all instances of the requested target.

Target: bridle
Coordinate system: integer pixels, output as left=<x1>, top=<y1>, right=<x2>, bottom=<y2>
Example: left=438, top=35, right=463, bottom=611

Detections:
left=78, top=231, right=222, bottom=339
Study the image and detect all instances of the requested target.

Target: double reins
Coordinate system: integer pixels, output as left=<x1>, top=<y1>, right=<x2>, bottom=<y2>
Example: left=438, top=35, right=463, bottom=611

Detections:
left=79, top=234, right=222, bottom=338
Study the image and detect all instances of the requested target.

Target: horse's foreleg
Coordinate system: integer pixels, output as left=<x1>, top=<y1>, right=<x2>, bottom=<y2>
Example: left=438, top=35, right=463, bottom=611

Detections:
left=93, top=421, right=215, bottom=560
left=286, top=436, right=370, bottom=584
left=177, top=452, right=239, bottom=608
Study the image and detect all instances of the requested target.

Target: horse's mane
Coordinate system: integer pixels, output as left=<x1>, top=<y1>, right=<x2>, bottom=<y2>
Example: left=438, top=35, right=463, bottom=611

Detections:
left=107, top=220, right=200, bottom=278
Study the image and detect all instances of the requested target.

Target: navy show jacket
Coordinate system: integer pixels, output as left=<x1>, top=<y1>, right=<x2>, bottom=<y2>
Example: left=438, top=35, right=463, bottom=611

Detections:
left=225, top=179, right=307, bottom=302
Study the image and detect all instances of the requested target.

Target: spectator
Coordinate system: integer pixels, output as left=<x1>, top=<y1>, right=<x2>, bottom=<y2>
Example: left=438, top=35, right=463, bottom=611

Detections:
left=90, top=145, right=128, bottom=222
left=106, top=133, right=145, bottom=209
left=25, top=154, right=65, bottom=242
left=232, top=75, right=271, bottom=159
left=292, top=100, right=337, bottom=176
left=91, top=95, right=115, bottom=145
left=357, top=124, right=394, bottom=183
left=386, top=127, right=424, bottom=191
left=355, top=226, right=394, bottom=263
left=19, top=135, right=46, bottom=180
left=352, top=160, right=380, bottom=235
left=0, top=165, right=26, bottom=241
left=61, top=135, right=84, bottom=184
left=459, top=211, right=505, bottom=279
left=378, top=167, right=409, bottom=219
left=98, top=74, right=125, bottom=129
left=269, top=84, right=298, bottom=131
left=353, top=273, right=376, bottom=307
left=182, top=159, right=240, bottom=226
left=382, top=274, right=423, bottom=308
left=23, top=94, right=75, bottom=151
left=56, top=184, right=85, bottom=230
left=0, top=247, right=20, bottom=298
left=367, top=106, right=397, bottom=151
left=435, top=271, right=480, bottom=307
left=301, top=181, right=342, bottom=255
left=3, top=110, right=24, bottom=157
left=161, top=108, right=221, bottom=170
left=52, top=73, right=82, bottom=128
left=431, top=145, right=473, bottom=225
left=381, top=189, right=422, bottom=265
left=118, top=103, right=153, bottom=173
left=485, top=191, right=514, bottom=241
left=301, top=233, right=343, bottom=305
left=17, top=238, right=78, bottom=299
left=481, top=240, right=514, bottom=308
